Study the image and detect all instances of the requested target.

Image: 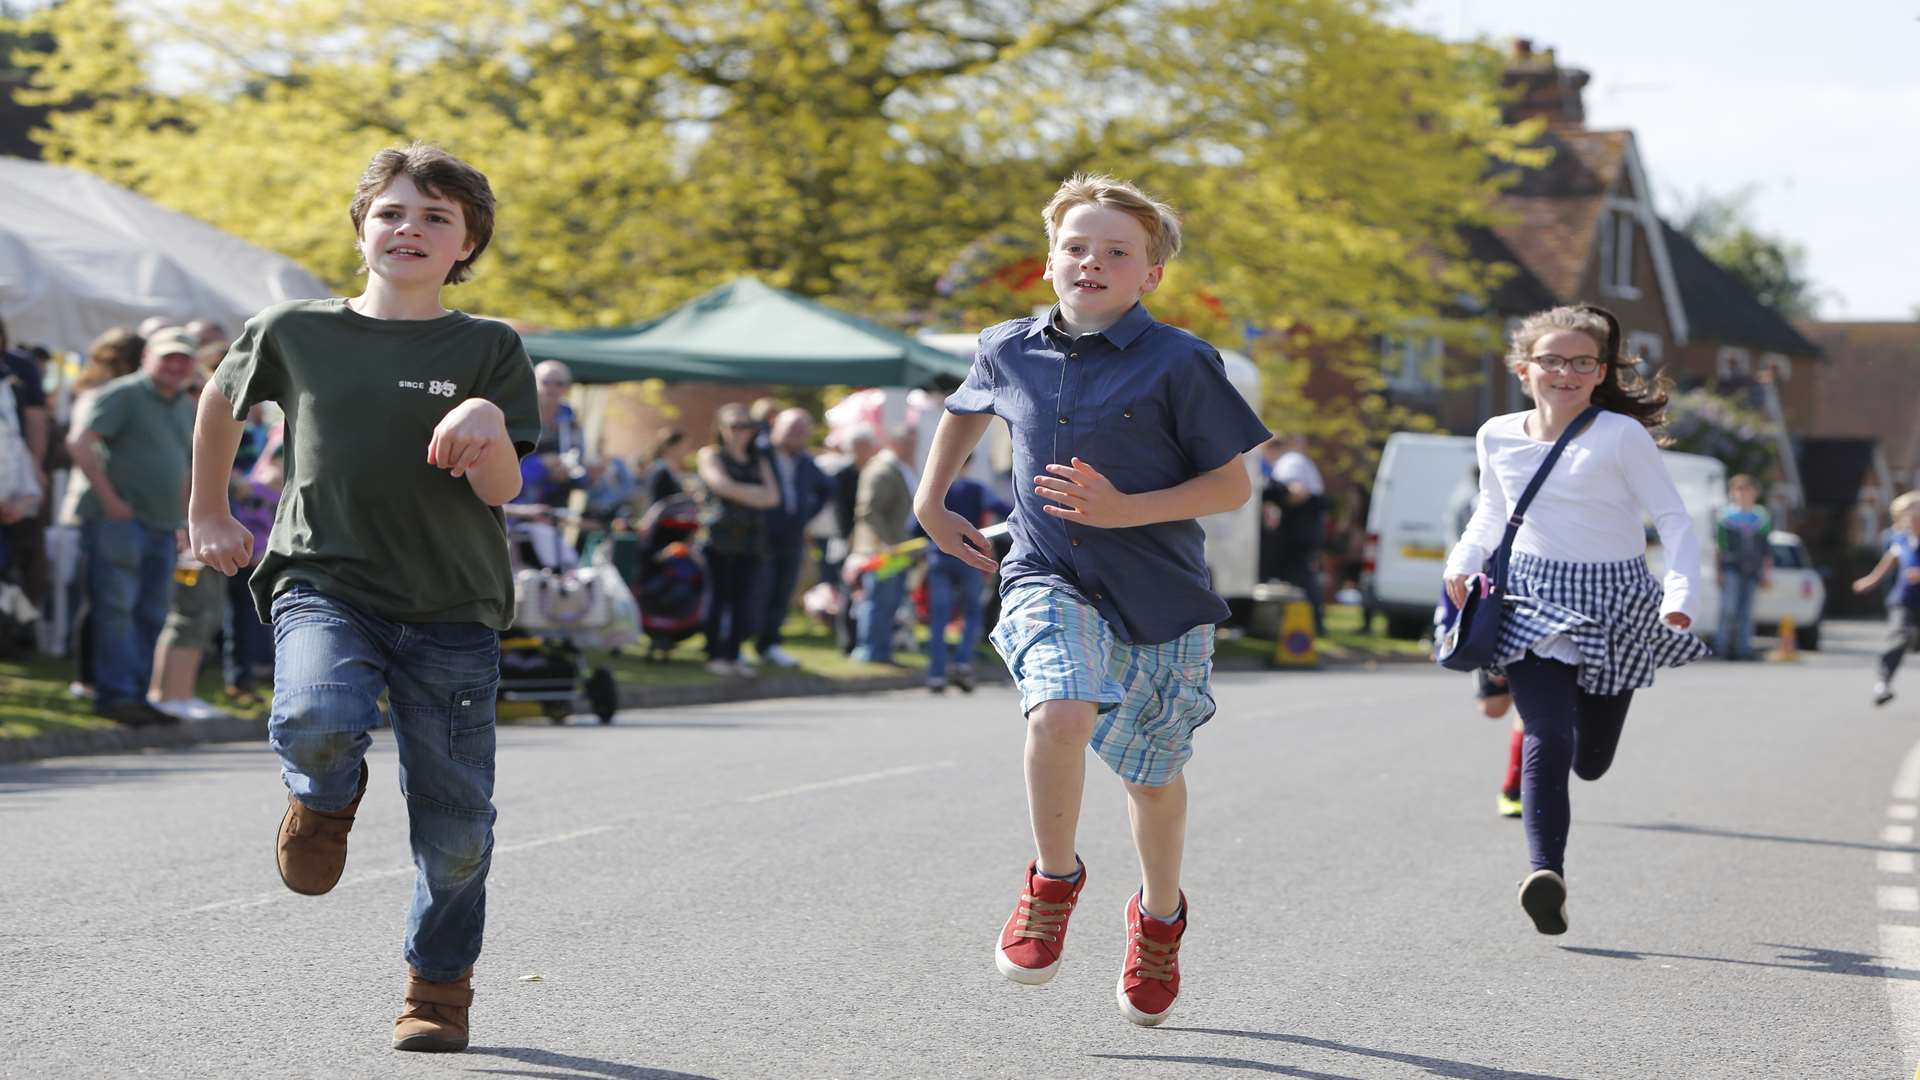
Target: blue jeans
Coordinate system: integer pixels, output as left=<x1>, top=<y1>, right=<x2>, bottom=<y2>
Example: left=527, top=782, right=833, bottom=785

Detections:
left=925, top=556, right=984, bottom=679
left=269, top=586, right=499, bottom=982
left=83, top=518, right=176, bottom=705
left=853, top=569, right=906, bottom=664
left=755, top=535, right=805, bottom=653
left=1716, top=568, right=1760, bottom=659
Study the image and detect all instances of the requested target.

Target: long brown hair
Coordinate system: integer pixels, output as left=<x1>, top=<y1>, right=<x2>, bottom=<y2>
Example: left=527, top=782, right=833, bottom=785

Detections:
left=1507, top=304, right=1672, bottom=441
left=76, top=328, right=144, bottom=392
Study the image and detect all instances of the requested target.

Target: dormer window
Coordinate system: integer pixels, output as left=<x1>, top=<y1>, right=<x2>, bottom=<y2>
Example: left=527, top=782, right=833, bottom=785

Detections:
left=1599, top=209, right=1639, bottom=297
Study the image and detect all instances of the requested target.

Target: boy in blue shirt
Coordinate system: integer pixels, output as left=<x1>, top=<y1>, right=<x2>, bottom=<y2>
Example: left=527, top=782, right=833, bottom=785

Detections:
left=1713, top=474, right=1773, bottom=661
left=915, top=174, right=1269, bottom=1026
left=1854, top=491, right=1920, bottom=706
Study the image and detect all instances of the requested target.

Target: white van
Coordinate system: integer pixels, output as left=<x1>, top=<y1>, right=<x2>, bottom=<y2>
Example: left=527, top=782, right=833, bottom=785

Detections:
left=1363, top=432, right=1823, bottom=645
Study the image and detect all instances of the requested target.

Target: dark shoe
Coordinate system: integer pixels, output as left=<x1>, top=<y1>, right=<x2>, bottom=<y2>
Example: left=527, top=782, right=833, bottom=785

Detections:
left=276, top=761, right=369, bottom=896
left=1876, top=682, right=1896, bottom=707
left=952, top=664, right=977, bottom=694
left=225, top=685, right=261, bottom=708
left=1518, top=869, right=1568, bottom=935
left=393, top=968, right=472, bottom=1052
left=93, top=698, right=176, bottom=727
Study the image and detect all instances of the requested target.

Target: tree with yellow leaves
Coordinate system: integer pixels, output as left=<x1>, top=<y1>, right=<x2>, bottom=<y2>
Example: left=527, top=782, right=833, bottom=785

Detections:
left=10, top=0, right=1539, bottom=473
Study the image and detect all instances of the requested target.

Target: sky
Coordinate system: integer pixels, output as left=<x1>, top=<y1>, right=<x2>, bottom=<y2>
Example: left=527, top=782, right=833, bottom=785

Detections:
left=1399, top=0, right=1920, bottom=320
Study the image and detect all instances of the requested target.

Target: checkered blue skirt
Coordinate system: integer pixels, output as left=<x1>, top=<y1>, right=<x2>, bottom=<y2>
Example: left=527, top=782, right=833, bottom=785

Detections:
left=1491, top=552, right=1711, bottom=697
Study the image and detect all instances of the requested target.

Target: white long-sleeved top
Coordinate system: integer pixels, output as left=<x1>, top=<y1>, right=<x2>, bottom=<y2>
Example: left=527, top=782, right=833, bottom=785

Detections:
left=1444, top=409, right=1700, bottom=620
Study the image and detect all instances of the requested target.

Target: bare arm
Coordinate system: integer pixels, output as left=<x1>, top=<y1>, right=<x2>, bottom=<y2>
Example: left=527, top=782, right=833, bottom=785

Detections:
left=187, top=383, right=254, bottom=574
left=1855, top=549, right=1900, bottom=593
left=1031, top=453, right=1251, bottom=530
left=696, top=447, right=779, bottom=509
left=21, top=404, right=47, bottom=472
left=65, top=428, right=131, bottom=521
left=912, top=411, right=996, bottom=572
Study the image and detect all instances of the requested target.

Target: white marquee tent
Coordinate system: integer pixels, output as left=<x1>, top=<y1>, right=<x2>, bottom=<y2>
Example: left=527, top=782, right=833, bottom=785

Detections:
left=0, top=157, right=331, bottom=353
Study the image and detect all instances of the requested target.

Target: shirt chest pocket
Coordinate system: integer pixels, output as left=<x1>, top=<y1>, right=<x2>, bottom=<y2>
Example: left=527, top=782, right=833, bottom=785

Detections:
left=1089, top=396, right=1181, bottom=492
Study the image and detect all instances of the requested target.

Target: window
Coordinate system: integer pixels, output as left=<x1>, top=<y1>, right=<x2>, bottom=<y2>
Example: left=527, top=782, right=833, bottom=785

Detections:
left=1381, top=333, right=1444, bottom=394
left=1625, top=331, right=1662, bottom=375
left=1716, top=347, right=1751, bottom=381
left=1598, top=209, right=1639, bottom=297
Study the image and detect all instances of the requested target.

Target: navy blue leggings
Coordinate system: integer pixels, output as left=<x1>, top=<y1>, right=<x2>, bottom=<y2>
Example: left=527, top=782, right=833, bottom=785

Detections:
left=1502, top=654, right=1634, bottom=874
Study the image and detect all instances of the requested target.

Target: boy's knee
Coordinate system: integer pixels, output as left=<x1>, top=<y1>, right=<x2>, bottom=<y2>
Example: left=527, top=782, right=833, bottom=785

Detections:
left=1028, top=700, right=1097, bottom=744
left=271, top=685, right=375, bottom=771
left=1572, top=760, right=1612, bottom=782
left=1123, top=775, right=1183, bottom=800
left=410, top=802, right=495, bottom=885
left=279, top=729, right=360, bottom=777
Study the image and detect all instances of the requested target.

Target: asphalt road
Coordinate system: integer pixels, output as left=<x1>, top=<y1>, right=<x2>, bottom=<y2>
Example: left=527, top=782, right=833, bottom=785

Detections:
left=3, top=619, right=1914, bottom=1079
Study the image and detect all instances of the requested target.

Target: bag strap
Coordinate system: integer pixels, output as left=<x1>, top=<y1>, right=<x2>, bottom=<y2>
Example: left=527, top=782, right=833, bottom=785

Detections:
left=1488, top=404, right=1603, bottom=589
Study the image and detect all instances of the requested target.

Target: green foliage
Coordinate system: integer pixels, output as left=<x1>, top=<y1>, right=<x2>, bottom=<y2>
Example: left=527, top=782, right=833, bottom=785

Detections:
left=1664, top=386, right=1779, bottom=481
left=9, top=0, right=1535, bottom=476
left=1675, top=186, right=1822, bottom=320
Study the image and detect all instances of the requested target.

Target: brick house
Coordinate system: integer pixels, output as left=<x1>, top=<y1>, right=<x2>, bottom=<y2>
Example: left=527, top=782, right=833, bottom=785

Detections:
left=1386, top=41, right=1822, bottom=523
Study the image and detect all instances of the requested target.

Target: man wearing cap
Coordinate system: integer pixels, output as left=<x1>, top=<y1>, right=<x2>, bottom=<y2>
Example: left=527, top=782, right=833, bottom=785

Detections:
left=66, top=326, right=197, bottom=726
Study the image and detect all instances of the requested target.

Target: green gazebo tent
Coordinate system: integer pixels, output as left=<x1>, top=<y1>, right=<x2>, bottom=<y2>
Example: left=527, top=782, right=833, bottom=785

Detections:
left=520, top=277, right=972, bottom=387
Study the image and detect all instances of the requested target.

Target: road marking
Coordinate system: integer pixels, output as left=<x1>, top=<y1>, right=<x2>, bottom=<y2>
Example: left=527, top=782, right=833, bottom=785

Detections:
left=1881, top=738, right=1920, bottom=1078
left=740, top=762, right=956, bottom=804
left=1898, top=741, right=1920, bottom=801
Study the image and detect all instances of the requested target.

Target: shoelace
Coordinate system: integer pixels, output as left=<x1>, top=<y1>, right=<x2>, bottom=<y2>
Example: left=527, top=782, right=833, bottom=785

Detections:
left=1011, top=892, right=1075, bottom=941
left=1129, top=930, right=1179, bottom=981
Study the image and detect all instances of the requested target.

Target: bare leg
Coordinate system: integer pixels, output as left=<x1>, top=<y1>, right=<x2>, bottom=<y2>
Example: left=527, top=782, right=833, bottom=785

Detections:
left=1025, top=699, right=1097, bottom=876
left=1125, top=775, right=1188, bottom=918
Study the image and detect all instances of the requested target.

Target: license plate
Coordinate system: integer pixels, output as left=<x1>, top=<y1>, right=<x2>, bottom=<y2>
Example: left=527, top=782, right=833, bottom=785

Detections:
left=1400, top=544, right=1447, bottom=560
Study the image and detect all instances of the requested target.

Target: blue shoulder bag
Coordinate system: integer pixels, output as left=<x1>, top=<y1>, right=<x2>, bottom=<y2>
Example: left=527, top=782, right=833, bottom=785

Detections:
left=1435, top=404, right=1602, bottom=673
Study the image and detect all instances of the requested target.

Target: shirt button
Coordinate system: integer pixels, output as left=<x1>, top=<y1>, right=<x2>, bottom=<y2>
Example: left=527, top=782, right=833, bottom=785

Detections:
left=1092, top=592, right=1103, bottom=601
left=1058, top=416, right=1068, bottom=424
left=1071, top=538, right=1081, bottom=547
left=1122, top=409, right=1133, bottom=419
left=1069, top=352, right=1079, bottom=359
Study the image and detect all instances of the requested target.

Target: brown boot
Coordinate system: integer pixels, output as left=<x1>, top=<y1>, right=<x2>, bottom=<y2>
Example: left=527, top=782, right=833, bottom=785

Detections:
left=275, top=760, right=368, bottom=895
left=393, top=968, right=472, bottom=1052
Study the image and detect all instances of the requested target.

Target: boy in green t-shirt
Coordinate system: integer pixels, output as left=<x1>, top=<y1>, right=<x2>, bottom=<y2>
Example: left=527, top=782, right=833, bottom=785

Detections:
left=188, top=144, right=540, bottom=1054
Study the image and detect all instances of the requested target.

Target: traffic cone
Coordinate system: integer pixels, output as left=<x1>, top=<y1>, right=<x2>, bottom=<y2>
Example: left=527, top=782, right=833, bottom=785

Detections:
left=1768, top=615, right=1800, bottom=662
left=1269, top=596, right=1320, bottom=669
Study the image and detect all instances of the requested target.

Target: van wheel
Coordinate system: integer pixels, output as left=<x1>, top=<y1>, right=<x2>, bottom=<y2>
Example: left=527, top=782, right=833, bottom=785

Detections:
left=1384, top=614, right=1428, bottom=641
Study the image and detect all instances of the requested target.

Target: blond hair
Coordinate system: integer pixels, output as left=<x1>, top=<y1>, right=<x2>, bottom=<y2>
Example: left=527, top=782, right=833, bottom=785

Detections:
left=1893, top=491, right=1920, bottom=520
left=1042, top=174, right=1182, bottom=265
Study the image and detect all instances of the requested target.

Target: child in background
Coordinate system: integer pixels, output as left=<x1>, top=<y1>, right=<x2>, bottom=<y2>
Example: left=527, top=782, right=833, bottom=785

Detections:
left=1853, top=491, right=1920, bottom=706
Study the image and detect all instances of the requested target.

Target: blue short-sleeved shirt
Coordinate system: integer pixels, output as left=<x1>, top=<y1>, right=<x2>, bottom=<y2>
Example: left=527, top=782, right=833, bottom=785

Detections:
left=1890, top=530, right=1920, bottom=610
left=946, top=302, right=1271, bottom=644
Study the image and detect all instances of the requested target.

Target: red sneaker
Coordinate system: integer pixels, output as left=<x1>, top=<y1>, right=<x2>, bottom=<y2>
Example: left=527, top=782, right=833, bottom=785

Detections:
left=1116, top=891, right=1186, bottom=1026
left=995, top=859, right=1086, bottom=985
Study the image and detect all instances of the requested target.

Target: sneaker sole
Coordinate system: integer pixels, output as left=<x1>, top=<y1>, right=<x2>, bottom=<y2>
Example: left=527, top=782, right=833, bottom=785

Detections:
left=995, top=948, right=1061, bottom=985
left=1518, top=870, right=1568, bottom=935
left=1116, top=977, right=1175, bottom=1026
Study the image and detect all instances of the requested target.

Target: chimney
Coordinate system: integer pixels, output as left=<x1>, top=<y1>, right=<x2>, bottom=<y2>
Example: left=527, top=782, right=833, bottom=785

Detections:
left=1502, top=39, right=1589, bottom=129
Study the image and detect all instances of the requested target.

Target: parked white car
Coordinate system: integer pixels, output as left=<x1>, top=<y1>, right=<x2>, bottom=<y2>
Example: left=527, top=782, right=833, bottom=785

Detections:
left=1650, top=530, right=1826, bottom=651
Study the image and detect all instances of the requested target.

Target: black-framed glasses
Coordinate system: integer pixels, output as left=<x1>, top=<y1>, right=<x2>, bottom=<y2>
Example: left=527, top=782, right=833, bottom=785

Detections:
left=725, top=421, right=758, bottom=431
left=1530, top=353, right=1604, bottom=375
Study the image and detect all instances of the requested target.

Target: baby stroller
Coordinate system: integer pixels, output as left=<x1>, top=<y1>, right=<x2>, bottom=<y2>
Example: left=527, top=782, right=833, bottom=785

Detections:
left=634, top=493, right=708, bottom=661
left=500, top=504, right=629, bottom=725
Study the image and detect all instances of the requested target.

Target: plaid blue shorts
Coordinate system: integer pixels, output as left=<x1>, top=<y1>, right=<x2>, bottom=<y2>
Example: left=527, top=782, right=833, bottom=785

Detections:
left=989, top=581, right=1216, bottom=787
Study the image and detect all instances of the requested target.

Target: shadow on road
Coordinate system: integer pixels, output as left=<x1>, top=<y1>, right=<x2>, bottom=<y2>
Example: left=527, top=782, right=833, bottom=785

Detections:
left=1562, top=942, right=1920, bottom=981
left=1090, top=1054, right=1360, bottom=1078
left=462, top=1045, right=721, bottom=1079
left=1601, top=820, right=1914, bottom=853
left=0, top=759, right=241, bottom=795
left=1157, top=1030, right=1580, bottom=1080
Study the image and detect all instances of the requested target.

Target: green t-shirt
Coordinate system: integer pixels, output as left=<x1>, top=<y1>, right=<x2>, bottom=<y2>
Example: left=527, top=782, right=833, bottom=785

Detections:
left=214, top=298, right=542, bottom=629
left=74, top=371, right=194, bottom=530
